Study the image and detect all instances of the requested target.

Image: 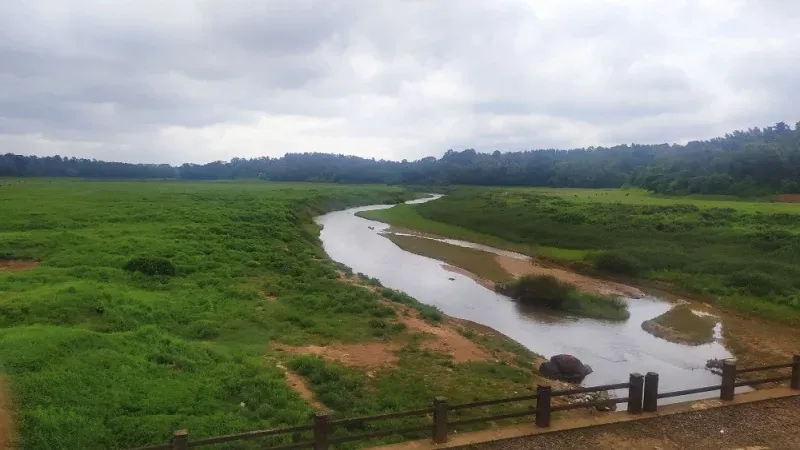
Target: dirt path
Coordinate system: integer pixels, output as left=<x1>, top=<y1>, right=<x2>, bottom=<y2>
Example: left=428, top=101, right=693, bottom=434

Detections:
left=0, top=376, right=13, bottom=450
left=494, top=255, right=644, bottom=298
left=283, top=370, right=325, bottom=410
left=476, top=396, right=800, bottom=450
left=275, top=343, right=400, bottom=369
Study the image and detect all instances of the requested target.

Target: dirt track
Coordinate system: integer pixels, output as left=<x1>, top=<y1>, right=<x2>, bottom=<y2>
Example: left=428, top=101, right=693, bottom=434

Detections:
left=475, top=396, right=800, bottom=450
left=0, top=376, right=12, bottom=450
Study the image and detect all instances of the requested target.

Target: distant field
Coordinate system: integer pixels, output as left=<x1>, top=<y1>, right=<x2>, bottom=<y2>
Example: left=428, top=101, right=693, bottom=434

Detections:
left=0, top=179, right=545, bottom=449
left=508, top=186, right=800, bottom=213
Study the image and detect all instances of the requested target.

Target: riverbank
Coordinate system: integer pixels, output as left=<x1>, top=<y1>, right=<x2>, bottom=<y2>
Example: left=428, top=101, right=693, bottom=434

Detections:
left=380, top=232, right=633, bottom=320
left=397, top=188, right=800, bottom=325
left=359, top=196, right=800, bottom=370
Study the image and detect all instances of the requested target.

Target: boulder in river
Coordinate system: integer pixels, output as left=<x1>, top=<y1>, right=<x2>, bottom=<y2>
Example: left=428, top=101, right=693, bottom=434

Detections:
left=539, top=354, right=593, bottom=383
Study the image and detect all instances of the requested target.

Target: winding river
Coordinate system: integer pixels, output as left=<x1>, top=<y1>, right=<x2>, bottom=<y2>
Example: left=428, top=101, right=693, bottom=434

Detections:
left=317, top=196, right=740, bottom=401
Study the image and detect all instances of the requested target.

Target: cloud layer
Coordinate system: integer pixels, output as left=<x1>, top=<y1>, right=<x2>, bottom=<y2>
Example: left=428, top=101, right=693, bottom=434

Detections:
left=1, top=0, right=798, bottom=163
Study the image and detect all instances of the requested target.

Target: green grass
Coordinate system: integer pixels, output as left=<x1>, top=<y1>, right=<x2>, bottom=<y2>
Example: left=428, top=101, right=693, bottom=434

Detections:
left=641, top=305, right=717, bottom=345
left=401, top=187, right=800, bottom=324
left=0, top=179, right=545, bottom=449
left=511, top=186, right=800, bottom=213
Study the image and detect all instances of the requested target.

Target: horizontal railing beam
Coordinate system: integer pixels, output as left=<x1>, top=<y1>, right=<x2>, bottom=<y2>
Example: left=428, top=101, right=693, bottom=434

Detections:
left=737, top=363, right=793, bottom=374
left=551, top=382, right=629, bottom=397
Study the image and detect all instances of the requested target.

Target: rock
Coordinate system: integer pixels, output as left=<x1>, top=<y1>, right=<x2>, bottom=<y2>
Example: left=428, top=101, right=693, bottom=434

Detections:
left=539, top=354, right=593, bottom=383
left=539, top=361, right=561, bottom=379
left=448, top=277, right=455, bottom=281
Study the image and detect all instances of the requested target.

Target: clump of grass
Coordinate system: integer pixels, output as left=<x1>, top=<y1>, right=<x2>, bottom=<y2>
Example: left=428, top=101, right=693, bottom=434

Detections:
left=641, top=305, right=717, bottom=345
left=123, top=256, right=176, bottom=276
left=591, top=251, right=643, bottom=276
left=496, top=275, right=629, bottom=320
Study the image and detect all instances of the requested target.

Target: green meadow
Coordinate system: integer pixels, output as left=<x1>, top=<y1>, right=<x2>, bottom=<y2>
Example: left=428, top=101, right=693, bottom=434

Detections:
left=0, top=179, right=543, bottom=449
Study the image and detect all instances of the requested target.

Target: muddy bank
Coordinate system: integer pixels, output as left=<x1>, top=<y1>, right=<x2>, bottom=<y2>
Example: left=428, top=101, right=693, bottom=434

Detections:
left=640, top=305, right=717, bottom=346
left=442, top=264, right=495, bottom=290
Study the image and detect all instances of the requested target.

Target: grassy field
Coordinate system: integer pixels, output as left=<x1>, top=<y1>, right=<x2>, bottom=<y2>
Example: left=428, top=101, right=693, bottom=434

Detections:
left=0, top=179, right=547, bottom=449
left=365, top=187, right=800, bottom=324
left=509, top=187, right=800, bottom=213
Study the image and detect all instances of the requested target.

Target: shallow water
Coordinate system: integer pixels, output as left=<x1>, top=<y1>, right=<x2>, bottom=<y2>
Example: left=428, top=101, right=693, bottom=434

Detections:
left=316, top=196, right=742, bottom=401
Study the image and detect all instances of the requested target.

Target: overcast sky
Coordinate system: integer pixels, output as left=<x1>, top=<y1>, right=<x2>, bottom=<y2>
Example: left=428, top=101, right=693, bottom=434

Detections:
left=0, top=0, right=797, bottom=164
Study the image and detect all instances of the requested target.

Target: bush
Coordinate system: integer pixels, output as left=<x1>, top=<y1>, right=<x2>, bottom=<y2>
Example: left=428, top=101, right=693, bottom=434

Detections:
left=591, top=251, right=642, bottom=276
left=497, top=275, right=571, bottom=309
left=497, top=275, right=629, bottom=320
left=725, top=270, right=787, bottom=296
left=123, top=256, right=176, bottom=276
left=187, top=319, right=220, bottom=339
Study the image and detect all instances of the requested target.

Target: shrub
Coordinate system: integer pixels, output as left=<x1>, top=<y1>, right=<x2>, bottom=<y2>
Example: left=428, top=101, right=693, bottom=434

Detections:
left=725, top=270, right=787, bottom=296
left=591, top=251, right=642, bottom=276
left=123, top=256, right=176, bottom=276
left=187, top=320, right=220, bottom=339
left=497, top=275, right=571, bottom=309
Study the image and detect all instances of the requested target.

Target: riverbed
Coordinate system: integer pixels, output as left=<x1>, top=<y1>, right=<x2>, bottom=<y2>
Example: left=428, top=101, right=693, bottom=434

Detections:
left=316, top=196, right=740, bottom=401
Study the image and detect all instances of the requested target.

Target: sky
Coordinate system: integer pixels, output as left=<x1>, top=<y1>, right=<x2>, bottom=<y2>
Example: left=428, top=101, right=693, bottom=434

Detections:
left=0, top=0, right=798, bottom=164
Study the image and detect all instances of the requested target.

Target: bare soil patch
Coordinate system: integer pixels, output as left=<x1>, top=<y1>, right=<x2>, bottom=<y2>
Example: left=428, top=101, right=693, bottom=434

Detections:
left=258, top=291, right=278, bottom=302
left=0, top=259, right=39, bottom=272
left=494, top=255, right=644, bottom=298
left=0, top=375, right=13, bottom=450
left=721, top=311, right=800, bottom=370
left=777, top=193, right=800, bottom=203
left=274, top=343, right=400, bottom=369
left=283, top=371, right=325, bottom=410
left=397, top=307, right=489, bottom=363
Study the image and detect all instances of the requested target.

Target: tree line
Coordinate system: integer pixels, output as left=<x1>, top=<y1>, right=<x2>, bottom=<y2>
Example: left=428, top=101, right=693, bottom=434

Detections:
left=2, top=121, right=799, bottom=195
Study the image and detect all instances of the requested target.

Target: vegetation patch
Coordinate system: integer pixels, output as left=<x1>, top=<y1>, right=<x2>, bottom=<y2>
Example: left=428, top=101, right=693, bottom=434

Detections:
left=123, top=256, right=176, bottom=276
left=495, top=275, right=630, bottom=320
left=591, top=251, right=643, bottom=276
left=641, top=305, right=717, bottom=346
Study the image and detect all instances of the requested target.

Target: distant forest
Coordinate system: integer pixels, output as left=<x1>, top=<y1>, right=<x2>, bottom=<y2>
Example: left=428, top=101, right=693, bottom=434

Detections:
left=2, top=121, right=799, bottom=196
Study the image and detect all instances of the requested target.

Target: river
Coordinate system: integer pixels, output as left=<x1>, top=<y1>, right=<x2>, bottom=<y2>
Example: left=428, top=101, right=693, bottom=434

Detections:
left=316, top=196, right=741, bottom=401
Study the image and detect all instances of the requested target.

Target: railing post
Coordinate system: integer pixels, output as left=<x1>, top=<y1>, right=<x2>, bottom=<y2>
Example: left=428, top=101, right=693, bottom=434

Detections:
left=433, top=396, right=448, bottom=444
left=171, top=429, right=188, bottom=450
left=314, top=411, right=330, bottom=450
left=627, top=373, right=644, bottom=414
left=643, top=372, right=659, bottom=412
left=535, top=385, right=551, bottom=428
left=792, top=354, right=800, bottom=390
left=720, top=359, right=736, bottom=401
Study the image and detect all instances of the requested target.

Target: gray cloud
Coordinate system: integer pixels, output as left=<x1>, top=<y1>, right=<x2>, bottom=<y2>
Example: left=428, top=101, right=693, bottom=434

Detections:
left=0, top=0, right=797, bottom=164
